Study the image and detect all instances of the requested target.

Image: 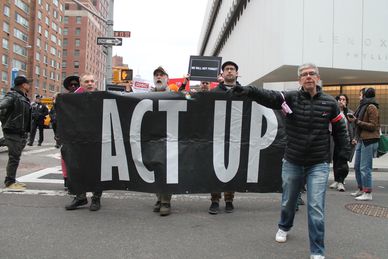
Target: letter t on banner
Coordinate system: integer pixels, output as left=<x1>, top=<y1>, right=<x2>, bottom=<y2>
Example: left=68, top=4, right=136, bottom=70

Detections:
left=159, top=100, right=187, bottom=184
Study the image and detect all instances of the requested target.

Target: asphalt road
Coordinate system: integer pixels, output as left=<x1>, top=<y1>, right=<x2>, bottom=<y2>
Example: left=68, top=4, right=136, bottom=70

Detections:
left=1, top=130, right=387, bottom=259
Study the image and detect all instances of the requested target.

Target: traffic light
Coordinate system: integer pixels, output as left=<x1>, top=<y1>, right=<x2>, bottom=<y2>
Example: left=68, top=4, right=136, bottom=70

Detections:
left=121, top=69, right=133, bottom=81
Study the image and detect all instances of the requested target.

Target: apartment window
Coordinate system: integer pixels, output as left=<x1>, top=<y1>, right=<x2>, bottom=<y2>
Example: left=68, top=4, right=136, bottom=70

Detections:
left=51, top=34, right=57, bottom=44
left=35, top=66, right=40, bottom=75
left=43, top=82, right=47, bottom=89
left=14, top=28, right=28, bottom=42
left=62, top=61, right=67, bottom=68
left=63, top=39, right=68, bottom=47
left=36, top=38, right=41, bottom=48
left=35, top=52, right=40, bottom=61
left=76, top=16, right=81, bottom=24
left=2, top=71, right=7, bottom=82
left=43, top=55, right=47, bottom=64
left=74, top=61, right=79, bottom=68
left=12, top=59, right=27, bottom=71
left=37, top=11, right=42, bottom=19
left=50, top=46, right=56, bottom=55
left=15, top=0, right=29, bottom=14
left=65, top=3, right=69, bottom=10
left=58, top=39, right=61, bottom=47
left=2, top=55, right=8, bottom=66
left=15, top=13, right=29, bottom=28
left=45, top=16, right=49, bottom=25
left=63, top=28, right=68, bottom=35
left=74, top=49, right=80, bottom=56
left=51, top=59, right=55, bottom=67
left=53, top=0, right=58, bottom=7
left=38, top=25, right=42, bottom=34
left=2, top=38, right=9, bottom=49
left=13, top=44, right=27, bottom=56
left=53, top=10, right=58, bottom=19
left=58, top=27, right=62, bottom=35
left=64, top=16, right=68, bottom=24
left=3, top=22, right=9, bottom=33
left=60, top=3, right=63, bottom=11
left=50, top=71, right=55, bottom=80
left=45, top=3, right=49, bottom=11
left=75, top=28, right=81, bottom=35
left=75, top=39, right=80, bottom=47
left=63, top=49, right=67, bottom=57
left=52, top=22, right=57, bottom=32
left=38, top=0, right=42, bottom=5
left=3, top=6, right=10, bottom=17
left=44, top=29, right=48, bottom=38
left=49, top=84, right=55, bottom=91
left=43, top=68, right=47, bottom=77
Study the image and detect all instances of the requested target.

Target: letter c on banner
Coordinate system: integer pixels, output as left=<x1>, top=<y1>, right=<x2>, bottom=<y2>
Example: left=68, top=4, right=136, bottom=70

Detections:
left=130, top=99, right=155, bottom=183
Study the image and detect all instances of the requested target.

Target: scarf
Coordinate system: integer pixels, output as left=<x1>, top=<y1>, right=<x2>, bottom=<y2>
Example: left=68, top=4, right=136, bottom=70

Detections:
left=353, top=97, right=379, bottom=138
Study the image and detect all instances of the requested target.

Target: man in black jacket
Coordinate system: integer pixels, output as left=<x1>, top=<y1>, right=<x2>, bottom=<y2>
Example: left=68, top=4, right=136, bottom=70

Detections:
left=208, top=61, right=240, bottom=215
left=0, top=76, right=31, bottom=190
left=28, top=94, right=48, bottom=146
left=232, top=63, right=350, bottom=259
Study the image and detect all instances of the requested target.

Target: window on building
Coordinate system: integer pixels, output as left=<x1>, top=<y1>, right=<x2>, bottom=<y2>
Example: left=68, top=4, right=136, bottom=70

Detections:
left=62, top=61, right=67, bottom=68
left=15, top=13, right=29, bottom=28
left=75, top=28, right=81, bottom=35
left=63, top=39, right=68, bottom=47
left=49, top=84, right=55, bottom=91
left=65, top=3, right=69, bottom=10
left=2, top=38, right=9, bottom=49
left=36, top=38, right=41, bottom=48
left=51, top=34, right=57, bottom=44
left=74, top=49, right=80, bottom=56
left=63, top=28, right=68, bottom=35
left=77, top=4, right=82, bottom=10
left=3, top=6, right=10, bottom=17
left=38, top=25, right=42, bottom=34
left=13, top=44, right=27, bottom=56
left=45, top=43, right=48, bottom=51
left=52, top=22, right=57, bottom=32
left=14, top=28, right=28, bottom=42
left=53, top=0, right=59, bottom=7
left=75, top=39, right=80, bottom=47
left=12, top=59, right=27, bottom=71
left=76, top=16, right=81, bottom=24
left=45, top=16, right=49, bottom=26
left=43, top=55, right=47, bottom=64
left=2, top=55, right=8, bottom=66
left=58, top=39, right=62, bottom=47
left=1, top=71, right=7, bottom=82
left=50, top=71, right=55, bottom=79
left=45, top=3, right=50, bottom=12
left=3, top=22, right=9, bottom=33
left=35, top=52, right=40, bottom=61
left=37, top=11, right=42, bottom=19
left=74, top=61, right=79, bottom=68
left=38, top=0, right=42, bottom=5
left=15, top=0, right=29, bottom=14
left=50, top=47, right=56, bottom=55
left=63, top=49, right=67, bottom=57
left=43, top=68, right=46, bottom=77
left=44, top=30, right=49, bottom=38
left=35, top=66, right=40, bottom=75
left=64, top=16, right=68, bottom=24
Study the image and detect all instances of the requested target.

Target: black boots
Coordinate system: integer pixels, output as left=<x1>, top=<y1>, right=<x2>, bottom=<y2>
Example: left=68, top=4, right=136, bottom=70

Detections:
left=65, top=197, right=87, bottom=210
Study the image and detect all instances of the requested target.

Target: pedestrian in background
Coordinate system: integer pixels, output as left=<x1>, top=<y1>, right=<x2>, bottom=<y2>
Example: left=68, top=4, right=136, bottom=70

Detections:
left=329, top=94, right=355, bottom=192
left=49, top=93, right=60, bottom=148
left=349, top=88, right=380, bottom=201
left=208, top=61, right=240, bottom=215
left=0, top=76, right=31, bottom=190
left=28, top=94, right=48, bottom=146
left=232, top=63, right=350, bottom=259
left=64, top=73, right=103, bottom=211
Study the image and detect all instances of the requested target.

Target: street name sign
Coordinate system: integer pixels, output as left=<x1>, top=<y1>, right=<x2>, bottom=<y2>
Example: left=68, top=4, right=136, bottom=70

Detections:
left=97, top=37, right=123, bottom=46
left=114, top=31, right=131, bottom=38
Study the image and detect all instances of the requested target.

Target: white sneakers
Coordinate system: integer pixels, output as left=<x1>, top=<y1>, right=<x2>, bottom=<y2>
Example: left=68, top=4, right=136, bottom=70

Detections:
left=275, top=229, right=288, bottom=243
left=329, top=181, right=338, bottom=189
left=310, top=255, right=325, bottom=259
left=351, top=190, right=363, bottom=197
left=337, top=183, right=345, bottom=192
left=355, top=192, right=372, bottom=201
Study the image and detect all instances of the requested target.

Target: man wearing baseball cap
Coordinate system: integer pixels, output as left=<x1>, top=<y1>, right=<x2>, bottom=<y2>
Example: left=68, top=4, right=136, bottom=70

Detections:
left=0, top=76, right=31, bottom=190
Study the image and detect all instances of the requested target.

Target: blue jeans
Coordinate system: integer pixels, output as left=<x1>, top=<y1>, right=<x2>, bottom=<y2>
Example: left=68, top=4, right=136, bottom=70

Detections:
left=278, top=159, right=329, bottom=256
left=354, top=141, right=378, bottom=192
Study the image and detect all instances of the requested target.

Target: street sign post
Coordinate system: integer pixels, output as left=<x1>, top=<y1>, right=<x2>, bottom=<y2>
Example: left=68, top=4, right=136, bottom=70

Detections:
left=114, top=31, right=131, bottom=38
left=96, top=37, right=123, bottom=46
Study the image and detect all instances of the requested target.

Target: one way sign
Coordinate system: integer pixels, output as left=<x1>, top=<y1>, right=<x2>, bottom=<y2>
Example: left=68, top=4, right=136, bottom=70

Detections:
left=97, top=37, right=123, bottom=46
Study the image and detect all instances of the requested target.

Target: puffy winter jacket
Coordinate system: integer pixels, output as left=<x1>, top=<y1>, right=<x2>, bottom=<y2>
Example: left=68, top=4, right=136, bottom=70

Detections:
left=0, top=88, right=31, bottom=134
left=246, top=85, right=351, bottom=166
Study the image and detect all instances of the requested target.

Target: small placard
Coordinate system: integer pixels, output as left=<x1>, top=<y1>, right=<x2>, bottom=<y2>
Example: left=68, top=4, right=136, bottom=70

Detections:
left=188, top=56, right=222, bottom=82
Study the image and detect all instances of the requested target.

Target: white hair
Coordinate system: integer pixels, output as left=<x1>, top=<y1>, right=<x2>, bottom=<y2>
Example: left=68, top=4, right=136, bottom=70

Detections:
left=297, top=63, right=319, bottom=77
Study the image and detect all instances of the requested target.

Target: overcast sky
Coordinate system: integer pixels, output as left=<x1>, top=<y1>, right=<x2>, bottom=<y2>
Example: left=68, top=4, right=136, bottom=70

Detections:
left=113, top=0, right=208, bottom=81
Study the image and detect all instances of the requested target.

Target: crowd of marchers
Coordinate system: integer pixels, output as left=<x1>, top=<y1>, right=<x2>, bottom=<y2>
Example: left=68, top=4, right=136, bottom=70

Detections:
left=0, top=61, right=381, bottom=259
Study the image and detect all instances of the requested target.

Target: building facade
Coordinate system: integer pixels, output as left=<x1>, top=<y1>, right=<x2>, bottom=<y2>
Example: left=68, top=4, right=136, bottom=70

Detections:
left=62, top=0, right=109, bottom=91
left=0, top=0, right=65, bottom=98
left=199, top=0, right=388, bottom=126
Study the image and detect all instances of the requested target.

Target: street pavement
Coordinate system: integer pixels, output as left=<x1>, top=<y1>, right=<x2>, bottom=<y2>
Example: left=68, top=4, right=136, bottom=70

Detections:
left=1, top=130, right=388, bottom=259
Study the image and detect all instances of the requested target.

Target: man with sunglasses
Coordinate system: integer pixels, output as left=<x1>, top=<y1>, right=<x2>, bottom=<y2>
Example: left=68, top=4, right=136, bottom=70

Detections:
left=232, top=63, right=350, bottom=259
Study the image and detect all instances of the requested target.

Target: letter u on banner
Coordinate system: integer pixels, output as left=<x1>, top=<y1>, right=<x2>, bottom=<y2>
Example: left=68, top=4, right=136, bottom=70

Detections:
left=213, top=101, right=243, bottom=183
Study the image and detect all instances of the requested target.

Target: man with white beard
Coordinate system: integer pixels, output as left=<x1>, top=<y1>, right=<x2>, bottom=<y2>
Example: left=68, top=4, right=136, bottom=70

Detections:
left=151, top=66, right=173, bottom=216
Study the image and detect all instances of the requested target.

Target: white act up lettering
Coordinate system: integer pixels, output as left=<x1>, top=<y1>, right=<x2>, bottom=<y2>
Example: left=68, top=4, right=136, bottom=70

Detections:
left=100, top=99, right=130, bottom=181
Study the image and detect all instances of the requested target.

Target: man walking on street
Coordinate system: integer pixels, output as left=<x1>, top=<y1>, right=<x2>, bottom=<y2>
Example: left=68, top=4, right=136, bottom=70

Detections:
left=232, top=63, right=350, bottom=259
left=0, top=76, right=31, bottom=190
left=28, top=94, right=48, bottom=146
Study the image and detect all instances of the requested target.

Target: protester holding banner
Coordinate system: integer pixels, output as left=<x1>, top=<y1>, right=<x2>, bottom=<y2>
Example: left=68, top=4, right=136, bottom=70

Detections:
left=65, top=73, right=103, bottom=212
left=60, top=76, right=80, bottom=190
left=0, top=76, right=31, bottom=190
left=232, top=63, right=350, bottom=259
left=348, top=88, right=380, bottom=201
left=208, top=61, right=240, bottom=215
left=151, top=66, right=173, bottom=216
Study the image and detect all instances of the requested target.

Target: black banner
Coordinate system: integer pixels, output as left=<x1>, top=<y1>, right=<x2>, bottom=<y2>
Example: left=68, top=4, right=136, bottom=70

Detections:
left=57, top=91, right=286, bottom=194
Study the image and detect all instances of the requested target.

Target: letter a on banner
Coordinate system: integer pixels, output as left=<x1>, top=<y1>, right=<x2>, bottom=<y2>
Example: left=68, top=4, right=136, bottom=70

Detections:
left=101, top=99, right=129, bottom=181
left=213, top=101, right=243, bottom=183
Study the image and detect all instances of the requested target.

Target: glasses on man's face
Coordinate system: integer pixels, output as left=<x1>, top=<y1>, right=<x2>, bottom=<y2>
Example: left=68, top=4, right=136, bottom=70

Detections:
left=300, top=71, right=317, bottom=77
left=201, top=82, right=209, bottom=85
